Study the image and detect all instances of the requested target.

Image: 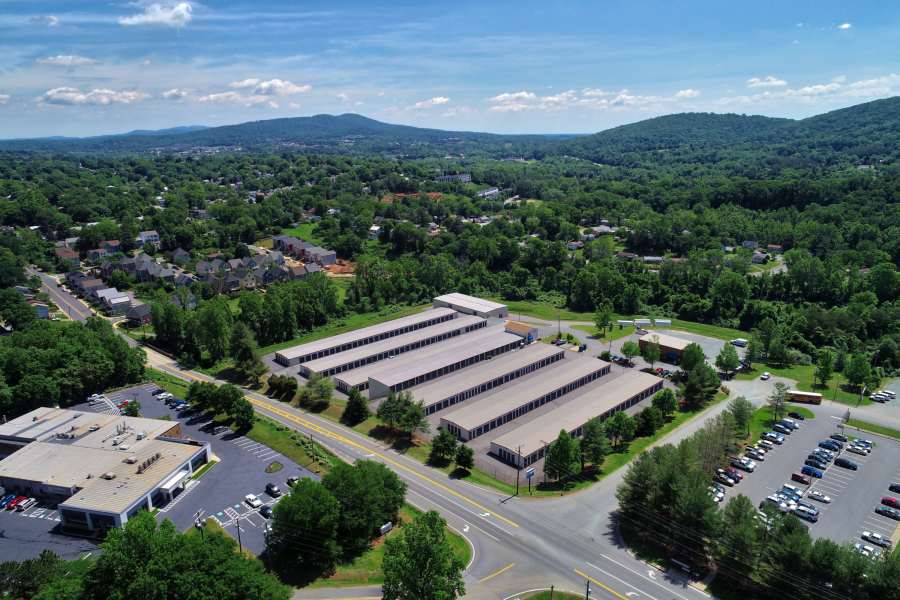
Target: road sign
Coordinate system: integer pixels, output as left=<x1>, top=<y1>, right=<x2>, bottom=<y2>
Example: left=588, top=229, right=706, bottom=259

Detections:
left=525, top=467, right=535, bottom=480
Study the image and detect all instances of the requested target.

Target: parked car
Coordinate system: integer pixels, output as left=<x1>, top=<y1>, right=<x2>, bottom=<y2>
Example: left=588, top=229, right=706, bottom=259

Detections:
left=265, top=483, right=282, bottom=497
left=0, top=494, right=16, bottom=508
left=890, top=483, right=900, bottom=494
left=812, top=448, right=834, bottom=461
left=259, top=505, right=273, bottom=519
left=787, top=411, right=806, bottom=420
left=5, top=496, right=26, bottom=510
left=760, top=372, right=770, bottom=380
left=793, top=506, right=818, bottom=523
left=805, top=458, right=827, bottom=471
left=773, top=423, right=792, bottom=435
left=819, top=441, right=840, bottom=452
left=244, top=494, right=262, bottom=509
left=854, top=543, right=878, bottom=558
left=830, top=433, right=849, bottom=443
left=746, top=448, right=766, bottom=461
left=758, top=439, right=775, bottom=450
left=801, top=465, right=823, bottom=479
left=881, top=497, right=900, bottom=509
left=732, top=459, right=754, bottom=472
left=875, top=505, right=900, bottom=520
left=834, top=457, right=858, bottom=470
left=862, top=531, right=892, bottom=548
left=286, top=476, right=299, bottom=487
left=808, top=490, right=831, bottom=503
left=763, top=432, right=784, bottom=444
left=725, top=467, right=744, bottom=481
left=792, top=473, right=812, bottom=485
left=15, top=497, right=36, bottom=511
left=709, top=486, right=725, bottom=503
left=847, top=445, right=868, bottom=456
left=780, top=418, right=799, bottom=430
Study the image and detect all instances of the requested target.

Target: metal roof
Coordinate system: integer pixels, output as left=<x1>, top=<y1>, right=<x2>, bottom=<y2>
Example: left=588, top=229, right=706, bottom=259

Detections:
left=335, top=327, right=519, bottom=389
left=300, top=315, right=484, bottom=374
left=275, top=307, right=456, bottom=361
left=410, top=344, right=564, bottom=409
left=491, top=370, right=661, bottom=458
left=639, top=332, right=691, bottom=350
left=441, top=355, right=610, bottom=431
left=433, top=293, right=507, bottom=313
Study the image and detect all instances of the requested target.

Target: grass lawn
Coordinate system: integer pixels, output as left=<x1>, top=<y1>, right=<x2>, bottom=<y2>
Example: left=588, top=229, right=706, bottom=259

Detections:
left=644, top=319, right=746, bottom=341
left=247, top=416, right=336, bottom=476
left=735, top=364, right=870, bottom=406
left=522, top=591, right=582, bottom=600
left=279, top=223, right=324, bottom=245
left=846, top=418, right=900, bottom=441
left=490, top=298, right=596, bottom=322
left=190, top=460, right=218, bottom=480
left=572, top=323, right=635, bottom=343
left=747, top=405, right=815, bottom=443
left=146, top=368, right=192, bottom=398
left=308, top=504, right=471, bottom=589
left=188, top=518, right=258, bottom=560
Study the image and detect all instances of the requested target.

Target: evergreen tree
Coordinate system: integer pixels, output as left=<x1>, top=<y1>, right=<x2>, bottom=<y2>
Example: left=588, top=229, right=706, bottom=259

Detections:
left=341, top=387, right=370, bottom=426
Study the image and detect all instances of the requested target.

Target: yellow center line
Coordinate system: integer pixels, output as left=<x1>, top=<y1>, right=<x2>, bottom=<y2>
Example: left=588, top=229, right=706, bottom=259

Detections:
left=574, top=568, right=629, bottom=600
left=479, top=562, right=515, bottom=583
left=157, top=363, right=520, bottom=529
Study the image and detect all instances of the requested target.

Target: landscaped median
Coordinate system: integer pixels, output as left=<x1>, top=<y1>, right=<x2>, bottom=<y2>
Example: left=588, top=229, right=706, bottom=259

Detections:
left=846, top=418, right=900, bottom=441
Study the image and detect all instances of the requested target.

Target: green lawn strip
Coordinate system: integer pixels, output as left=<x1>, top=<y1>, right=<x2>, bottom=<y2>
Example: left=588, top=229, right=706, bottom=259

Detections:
left=279, top=223, right=324, bottom=245
left=307, top=504, right=471, bottom=589
left=522, top=591, right=583, bottom=600
left=644, top=319, right=746, bottom=341
left=489, top=298, right=596, bottom=322
left=734, top=364, right=869, bottom=406
left=258, top=304, right=430, bottom=355
left=247, top=416, right=336, bottom=476
left=146, top=367, right=191, bottom=398
left=846, top=418, right=900, bottom=441
left=572, top=323, right=634, bottom=343
left=747, top=405, right=814, bottom=443
left=190, top=460, right=218, bottom=480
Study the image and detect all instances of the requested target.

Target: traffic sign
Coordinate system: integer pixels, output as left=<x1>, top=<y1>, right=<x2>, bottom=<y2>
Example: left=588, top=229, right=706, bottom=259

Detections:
left=525, top=467, right=535, bottom=480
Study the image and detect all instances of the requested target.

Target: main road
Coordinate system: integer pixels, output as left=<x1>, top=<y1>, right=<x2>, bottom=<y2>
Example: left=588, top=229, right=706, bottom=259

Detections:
left=34, top=269, right=722, bottom=600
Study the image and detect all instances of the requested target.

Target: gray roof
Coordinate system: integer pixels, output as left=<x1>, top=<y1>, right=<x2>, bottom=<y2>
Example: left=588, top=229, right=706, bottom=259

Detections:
left=440, top=355, right=610, bottom=432
left=639, top=332, right=691, bottom=351
left=351, top=327, right=521, bottom=389
left=410, top=343, right=564, bottom=409
left=300, top=315, right=485, bottom=375
left=491, top=371, right=661, bottom=458
left=275, top=307, right=457, bottom=362
left=433, top=292, right=506, bottom=314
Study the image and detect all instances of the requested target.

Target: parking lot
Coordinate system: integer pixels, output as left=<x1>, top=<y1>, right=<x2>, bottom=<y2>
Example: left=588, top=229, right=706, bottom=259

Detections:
left=716, top=406, right=900, bottom=548
left=0, top=383, right=315, bottom=560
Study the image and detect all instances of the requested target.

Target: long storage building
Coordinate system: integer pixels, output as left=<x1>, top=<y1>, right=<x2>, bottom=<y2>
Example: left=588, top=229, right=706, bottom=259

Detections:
left=298, top=315, right=486, bottom=377
left=439, top=355, right=611, bottom=441
left=334, top=327, right=521, bottom=396
left=274, top=307, right=457, bottom=366
left=433, top=293, right=508, bottom=319
left=411, top=343, right=566, bottom=415
left=490, top=371, right=663, bottom=468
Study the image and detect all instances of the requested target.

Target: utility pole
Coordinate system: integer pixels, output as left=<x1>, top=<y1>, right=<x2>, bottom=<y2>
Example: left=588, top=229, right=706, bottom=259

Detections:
left=515, top=446, right=521, bottom=495
left=585, top=579, right=591, bottom=599
left=549, top=585, right=554, bottom=599
left=234, top=514, right=244, bottom=554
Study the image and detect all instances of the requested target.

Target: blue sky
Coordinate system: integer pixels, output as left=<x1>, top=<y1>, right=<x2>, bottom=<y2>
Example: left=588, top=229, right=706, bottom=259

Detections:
left=0, top=0, right=898, bottom=138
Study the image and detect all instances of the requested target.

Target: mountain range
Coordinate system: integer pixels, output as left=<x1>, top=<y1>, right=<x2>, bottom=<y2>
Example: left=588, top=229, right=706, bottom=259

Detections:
left=2, top=97, right=899, bottom=167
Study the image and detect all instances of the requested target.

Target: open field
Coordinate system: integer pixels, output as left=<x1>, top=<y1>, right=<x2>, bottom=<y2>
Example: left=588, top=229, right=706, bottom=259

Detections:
left=736, top=364, right=870, bottom=406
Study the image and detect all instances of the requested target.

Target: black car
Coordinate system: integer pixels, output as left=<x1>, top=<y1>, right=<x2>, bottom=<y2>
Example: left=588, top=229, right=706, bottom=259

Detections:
left=834, top=457, right=858, bottom=470
left=286, top=476, right=299, bottom=487
left=819, top=441, right=841, bottom=452
left=805, top=458, right=828, bottom=470
left=890, top=483, right=900, bottom=494
left=830, top=433, right=849, bottom=443
left=259, top=505, right=273, bottom=519
left=265, top=483, right=282, bottom=497
left=876, top=505, right=900, bottom=520
left=788, top=412, right=806, bottom=420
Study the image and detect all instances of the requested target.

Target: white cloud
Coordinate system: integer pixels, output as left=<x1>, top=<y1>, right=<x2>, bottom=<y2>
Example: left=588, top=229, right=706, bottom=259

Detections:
left=412, top=96, right=450, bottom=109
left=39, top=87, right=148, bottom=106
left=837, top=22, right=852, bottom=30
left=487, top=90, right=537, bottom=112
left=197, top=91, right=277, bottom=108
left=675, top=88, right=700, bottom=98
left=489, top=87, right=698, bottom=112
left=228, top=78, right=311, bottom=96
left=336, top=92, right=350, bottom=102
left=163, top=88, right=189, bottom=100
left=719, top=73, right=900, bottom=105
left=30, top=15, right=59, bottom=27
left=746, top=75, right=787, bottom=88
left=119, top=2, right=193, bottom=28
left=0, top=94, right=9, bottom=105
left=37, top=55, right=98, bottom=67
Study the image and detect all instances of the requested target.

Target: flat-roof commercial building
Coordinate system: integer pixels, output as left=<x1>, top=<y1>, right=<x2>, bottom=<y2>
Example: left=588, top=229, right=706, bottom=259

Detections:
left=299, top=315, right=486, bottom=377
left=274, top=307, right=457, bottom=366
left=411, top=344, right=565, bottom=415
left=333, top=327, right=521, bottom=396
left=639, top=332, right=691, bottom=365
left=0, top=408, right=210, bottom=535
left=440, top=355, right=611, bottom=441
left=433, top=293, right=508, bottom=319
left=490, top=371, right=663, bottom=468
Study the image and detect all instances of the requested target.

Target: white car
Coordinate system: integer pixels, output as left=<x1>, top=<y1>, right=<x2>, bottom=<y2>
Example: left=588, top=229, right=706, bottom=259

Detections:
left=760, top=372, right=771, bottom=380
left=244, top=494, right=262, bottom=509
left=854, top=543, right=878, bottom=558
left=847, top=445, right=868, bottom=456
left=808, top=490, right=831, bottom=503
left=862, top=531, right=892, bottom=548
left=758, top=439, right=774, bottom=450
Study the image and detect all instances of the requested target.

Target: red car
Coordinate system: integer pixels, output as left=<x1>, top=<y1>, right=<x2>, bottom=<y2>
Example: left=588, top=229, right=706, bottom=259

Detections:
left=5, top=495, right=27, bottom=510
left=792, top=473, right=811, bottom=485
left=725, top=467, right=744, bottom=481
left=882, top=497, right=900, bottom=509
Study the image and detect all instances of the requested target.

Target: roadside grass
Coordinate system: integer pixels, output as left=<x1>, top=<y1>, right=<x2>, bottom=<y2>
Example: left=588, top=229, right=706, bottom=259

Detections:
left=190, top=460, right=218, bottom=480
left=308, top=504, right=471, bottom=589
left=735, top=364, right=869, bottom=406
left=521, top=591, right=582, bottom=600
left=146, top=367, right=191, bottom=398
left=652, top=319, right=746, bottom=341
left=188, top=517, right=257, bottom=560
left=846, top=418, right=900, bottom=442
left=247, top=416, right=335, bottom=476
